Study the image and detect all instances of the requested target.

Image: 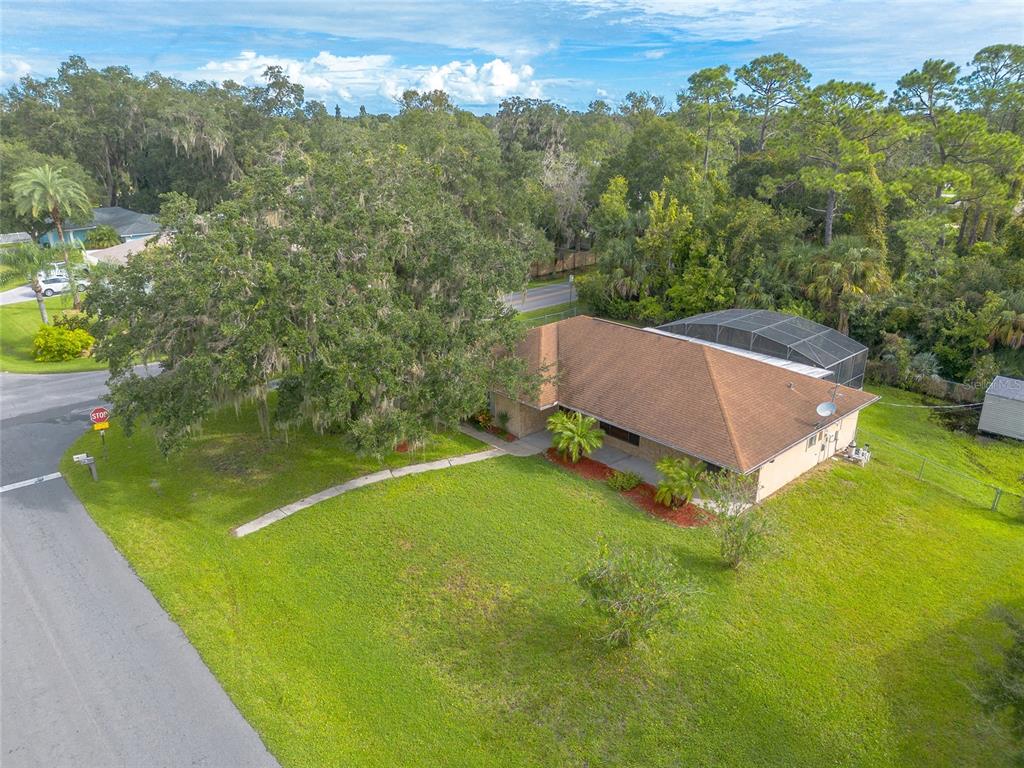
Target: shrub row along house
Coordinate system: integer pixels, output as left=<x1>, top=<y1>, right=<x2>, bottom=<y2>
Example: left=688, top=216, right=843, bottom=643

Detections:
left=492, top=315, right=878, bottom=501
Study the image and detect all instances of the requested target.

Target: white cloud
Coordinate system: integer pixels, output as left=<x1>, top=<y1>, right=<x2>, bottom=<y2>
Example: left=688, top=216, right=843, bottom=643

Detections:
left=0, top=57, right=32, bottom=84
left=643, top=49, right=667, bottom=60
left=194, top=50, right=542, bottom=106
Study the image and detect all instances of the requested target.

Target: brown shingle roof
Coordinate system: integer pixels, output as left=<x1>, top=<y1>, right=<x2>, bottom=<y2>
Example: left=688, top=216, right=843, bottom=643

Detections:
left=516, top=315, right=878, bottom=473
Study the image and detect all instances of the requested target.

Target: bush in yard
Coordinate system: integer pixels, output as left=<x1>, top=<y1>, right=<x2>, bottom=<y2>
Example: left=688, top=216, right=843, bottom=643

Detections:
left=83, top=225, right=122, bottom=249
left=547, top=410, right=603, bottom=463
left=32, top=324, right=95, bottom=362
left=576, top=540, right=698, bottom=648
left=607, top=470, right=642, bottom=492
left=654, top=457, right=707, bottom=507
left=700, top=471, right=769, bottom=569
left=470, top=408, right=493, bottom=430
left=975, top=605, right=1024, bottom=763
left=52, top=310, right=95, bottom=334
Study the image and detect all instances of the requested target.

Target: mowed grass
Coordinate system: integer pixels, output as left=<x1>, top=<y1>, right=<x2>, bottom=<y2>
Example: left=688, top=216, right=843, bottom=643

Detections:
left=861, top=385, right=1024, bottom=504
left=62, top=390, right=1024, bottom=767
left=0, top=296, right=107, bottom=373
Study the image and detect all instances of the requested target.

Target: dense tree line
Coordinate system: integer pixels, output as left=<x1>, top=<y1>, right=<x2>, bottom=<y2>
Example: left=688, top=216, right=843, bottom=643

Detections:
left=2, top=48, right=1021, bottom=449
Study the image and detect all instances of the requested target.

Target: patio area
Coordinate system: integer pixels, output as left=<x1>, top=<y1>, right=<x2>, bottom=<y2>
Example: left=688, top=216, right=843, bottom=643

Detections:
left=589, top=444, right=664, bottom=485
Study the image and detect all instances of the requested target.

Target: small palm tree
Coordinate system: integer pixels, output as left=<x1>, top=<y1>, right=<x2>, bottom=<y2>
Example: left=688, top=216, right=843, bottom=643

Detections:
left=0, top=242, right=59, bottom=324
left=547, top=411, right=603, bottom=463
left=654, top=457, right=707, bottom=507
left=11, top=165, right=92, bottom=309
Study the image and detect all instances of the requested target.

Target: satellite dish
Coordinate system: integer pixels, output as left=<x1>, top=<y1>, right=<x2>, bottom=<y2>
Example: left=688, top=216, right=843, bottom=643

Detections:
left=816, top=401, right=837, bottom=418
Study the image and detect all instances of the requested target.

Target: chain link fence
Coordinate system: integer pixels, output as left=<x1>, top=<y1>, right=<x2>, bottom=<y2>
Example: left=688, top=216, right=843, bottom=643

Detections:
left=857, top=428, right=1023, bottom=513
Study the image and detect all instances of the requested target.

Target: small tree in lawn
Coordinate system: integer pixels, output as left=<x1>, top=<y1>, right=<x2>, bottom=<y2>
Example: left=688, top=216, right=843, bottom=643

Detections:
left=654, top=457, right=707, bottom=507
left=547, top=410, right=603, bottom=463
left=701, top=471, right=769, bottom=569
left=576, top=540, right=698, bottom=648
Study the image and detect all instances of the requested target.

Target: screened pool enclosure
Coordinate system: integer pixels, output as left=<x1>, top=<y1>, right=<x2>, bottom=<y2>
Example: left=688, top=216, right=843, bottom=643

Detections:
left=656, top=309, right=869, bottom=388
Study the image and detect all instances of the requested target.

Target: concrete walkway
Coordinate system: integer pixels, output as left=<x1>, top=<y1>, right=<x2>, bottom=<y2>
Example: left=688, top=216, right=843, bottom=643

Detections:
left=457, top=423, right=551, bottom=456
left=233, top=447, right=505, bottom=538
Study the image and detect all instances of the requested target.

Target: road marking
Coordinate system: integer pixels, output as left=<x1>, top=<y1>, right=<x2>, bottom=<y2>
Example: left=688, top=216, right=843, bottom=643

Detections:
left=0, top=472, right=63, bottom=494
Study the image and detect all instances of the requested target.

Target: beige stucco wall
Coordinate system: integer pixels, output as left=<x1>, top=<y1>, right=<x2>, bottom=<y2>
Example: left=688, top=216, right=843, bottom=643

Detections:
left=491, top=393, right=555, bottom=438
left=755, top=412, right=860, bottom=501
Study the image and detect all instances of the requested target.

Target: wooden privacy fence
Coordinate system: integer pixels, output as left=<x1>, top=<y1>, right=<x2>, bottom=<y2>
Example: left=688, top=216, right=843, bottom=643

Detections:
left=530, top=249, right=597, bottom=278
left=866, top=362, right=981, bottom=403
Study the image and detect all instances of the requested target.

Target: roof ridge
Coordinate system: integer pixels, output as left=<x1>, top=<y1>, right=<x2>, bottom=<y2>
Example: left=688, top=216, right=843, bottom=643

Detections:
left=700, top=345, right=746, bottom=470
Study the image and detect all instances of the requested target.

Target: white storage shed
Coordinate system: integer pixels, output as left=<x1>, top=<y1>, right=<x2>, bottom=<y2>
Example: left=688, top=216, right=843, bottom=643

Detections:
left=978, top=375, right=1024, bottom=441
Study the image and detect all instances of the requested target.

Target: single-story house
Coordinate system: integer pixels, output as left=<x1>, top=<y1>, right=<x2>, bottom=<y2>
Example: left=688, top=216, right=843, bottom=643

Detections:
left=0, top=231, right=32, bottom=246
left=492, top=315, right=879, bottom=502
left=40, top=207, right=159, bottom=247
left=83, top=234, right=161, bottom=267
left=978, top=375, right=1024, bottom=441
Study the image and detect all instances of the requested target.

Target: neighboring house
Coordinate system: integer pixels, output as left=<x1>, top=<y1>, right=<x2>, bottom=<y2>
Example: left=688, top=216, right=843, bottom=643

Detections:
left=493, top=315, right=878, bottom=502
left=84, top=234, right=161, bottom=267
left=657, top=308, right=869, bottom=388
left=0, top=231, right=32, bottom=246
left=40, top=207, right=159, bottom=246
left=978, top=375, right=1024, bottom=441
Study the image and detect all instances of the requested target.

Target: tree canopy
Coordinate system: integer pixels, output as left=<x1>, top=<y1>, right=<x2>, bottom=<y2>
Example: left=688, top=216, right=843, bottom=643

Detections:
left=5, top=46, right=1023, bottom=448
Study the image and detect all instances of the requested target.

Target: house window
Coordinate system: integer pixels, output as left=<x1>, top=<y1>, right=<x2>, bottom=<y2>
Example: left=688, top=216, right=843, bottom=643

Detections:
left=806, top=433, right=817, bottom=450
left=599, top=421, right=640, bottom=446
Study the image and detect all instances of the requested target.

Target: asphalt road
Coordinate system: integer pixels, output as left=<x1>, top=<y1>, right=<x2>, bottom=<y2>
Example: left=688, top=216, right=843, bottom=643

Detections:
left=503, top=281, right=573, bottom=313
left=1, top=370, right=278, bottom=768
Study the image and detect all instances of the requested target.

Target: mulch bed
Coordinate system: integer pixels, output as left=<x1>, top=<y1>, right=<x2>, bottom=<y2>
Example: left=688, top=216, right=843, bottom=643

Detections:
left=545, top=448, right=705, bottom=528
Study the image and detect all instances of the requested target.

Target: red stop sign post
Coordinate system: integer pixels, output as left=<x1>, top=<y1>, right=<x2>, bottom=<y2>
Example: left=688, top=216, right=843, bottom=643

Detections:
left=90, top=406, right=111, bottom=457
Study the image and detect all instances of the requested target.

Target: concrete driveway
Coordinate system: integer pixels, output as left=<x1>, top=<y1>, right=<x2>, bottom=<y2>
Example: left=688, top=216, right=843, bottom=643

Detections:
left=0, top=285, right=36, bottom=305
left=1, top=370, right=278, bottom=768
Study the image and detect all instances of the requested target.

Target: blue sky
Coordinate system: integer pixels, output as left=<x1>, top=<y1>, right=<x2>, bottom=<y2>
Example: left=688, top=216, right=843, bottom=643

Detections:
left=1, top=1, right=1021, bottom=113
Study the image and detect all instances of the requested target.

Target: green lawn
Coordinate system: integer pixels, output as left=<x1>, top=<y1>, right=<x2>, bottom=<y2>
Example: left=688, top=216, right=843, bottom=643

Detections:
left=62, top=389, right=1023, bottom=767
left=0, top=265, right=27, bottom=291
left=0, top=296, right=107, bottom=373
left=861, top=386, right=1023, bottom=507
left=517, top=301, right=580, bottom=327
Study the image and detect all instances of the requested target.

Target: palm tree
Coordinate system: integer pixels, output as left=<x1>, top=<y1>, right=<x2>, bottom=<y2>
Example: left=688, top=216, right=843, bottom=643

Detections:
left=987, top=293, right=1024, bottom=350
left=0, top=242, right=59, bottom=324
left=806, top=236, right=890, bottom=334
left=654, top=457, right=707, bottom=507
left=547, top=411, right=603, bottom=463
left=11, top=165, right=92, bottom=309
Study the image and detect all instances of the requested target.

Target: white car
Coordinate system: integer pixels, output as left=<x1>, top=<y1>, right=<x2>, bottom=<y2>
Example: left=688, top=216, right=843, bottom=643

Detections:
left=39, top=275, right=90, bottom=297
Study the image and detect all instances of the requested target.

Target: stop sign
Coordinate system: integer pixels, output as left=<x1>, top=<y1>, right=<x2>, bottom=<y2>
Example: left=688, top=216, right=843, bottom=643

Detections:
left=90, top=406, right=110, bottom=424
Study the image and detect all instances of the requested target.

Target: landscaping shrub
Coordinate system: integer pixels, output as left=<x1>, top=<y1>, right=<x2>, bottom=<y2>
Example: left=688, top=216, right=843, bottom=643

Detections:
left=701, top=471, right=770, bottom=569
left=576, top=540, right=698, bottom=648
left=52, top=310, right=95, bottom=334
left=654, top=457, right=707, bottom=507
left=32, top=324, right=95, bottom=362
left=547, top=410, right=603, bottom=463
left=83, top=224, right=121, bottom=249
left=470, top=408, right=493, bottom=430
left=607, top=470, right=642, bottom=492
